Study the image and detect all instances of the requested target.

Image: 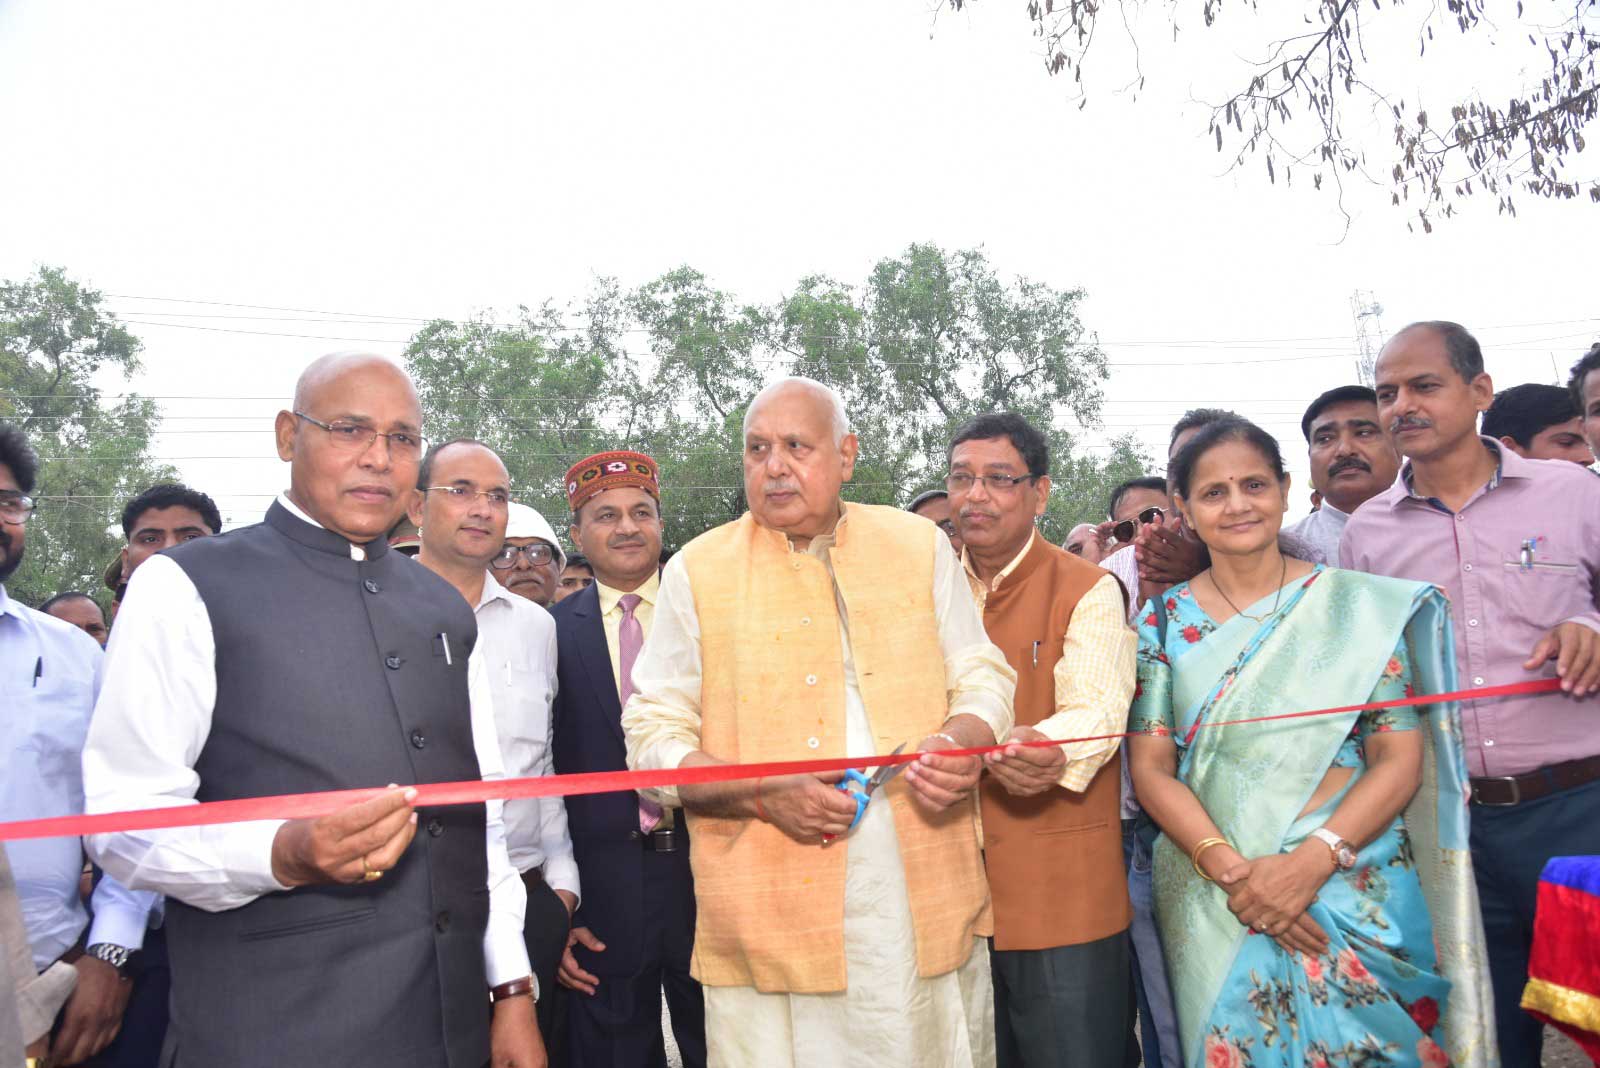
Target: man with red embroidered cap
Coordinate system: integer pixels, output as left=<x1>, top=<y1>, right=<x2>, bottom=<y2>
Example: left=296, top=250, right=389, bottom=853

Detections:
left=549, top=449, right=705, bottom=1067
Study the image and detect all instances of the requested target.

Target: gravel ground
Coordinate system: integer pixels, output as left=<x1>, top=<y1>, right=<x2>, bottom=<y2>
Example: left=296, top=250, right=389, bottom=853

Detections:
left=664, top=995, right=1590, bottom=1065
left=663, top=996, right=682, bottom=1068
left=1545, top=1026, right=1589, bottom=1067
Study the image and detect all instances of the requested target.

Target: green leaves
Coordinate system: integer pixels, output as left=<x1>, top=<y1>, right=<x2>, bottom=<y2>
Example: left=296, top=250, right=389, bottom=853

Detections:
left=403, top=244, right=1152, bottom=551
left=1, top=267, right=174, bottom=606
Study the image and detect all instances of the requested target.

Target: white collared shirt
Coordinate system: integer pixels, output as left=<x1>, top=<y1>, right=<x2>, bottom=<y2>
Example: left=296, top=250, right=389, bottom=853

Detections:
left=82, top=495, right=533, bottom=989
left=472, top=576, right=579, bottom=898
left=1283, top=500, right=1350, bottom=567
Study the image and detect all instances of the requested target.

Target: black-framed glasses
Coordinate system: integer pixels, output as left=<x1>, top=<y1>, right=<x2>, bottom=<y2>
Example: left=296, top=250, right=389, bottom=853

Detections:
left=492, top=543, right=555, bottom=570
left=0, top=491, right=36, bottom=524
left=294, top=412, right=424, bottom=459
left=934, top=519, right=958, bottom=538
left=1111, top=506, right=1166, bottom=544
left=945, top=472, right=1039, bottom=494
left=424, top=485, right=510, bottom=508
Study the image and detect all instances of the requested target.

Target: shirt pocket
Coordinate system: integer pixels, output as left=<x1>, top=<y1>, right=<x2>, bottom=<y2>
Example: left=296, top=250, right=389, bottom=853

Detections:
left=14, top=678, right=93, bottom=795
left=496, top=659, right=552, bottom=775
left=1500, top=550, right=1585, bottom=631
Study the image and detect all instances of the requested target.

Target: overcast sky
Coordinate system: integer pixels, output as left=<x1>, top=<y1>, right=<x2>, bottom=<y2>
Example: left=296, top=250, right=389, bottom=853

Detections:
left=2, top=0, right=1595, bottom=529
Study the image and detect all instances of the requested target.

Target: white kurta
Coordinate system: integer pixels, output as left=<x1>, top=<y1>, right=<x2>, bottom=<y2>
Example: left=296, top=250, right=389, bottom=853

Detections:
left=625, top=521, right=1012, bottom=1068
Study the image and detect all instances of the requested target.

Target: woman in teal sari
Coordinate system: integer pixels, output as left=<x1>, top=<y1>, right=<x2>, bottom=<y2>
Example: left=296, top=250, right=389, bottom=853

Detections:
left=1127, top=418, right=1496, bottom=1068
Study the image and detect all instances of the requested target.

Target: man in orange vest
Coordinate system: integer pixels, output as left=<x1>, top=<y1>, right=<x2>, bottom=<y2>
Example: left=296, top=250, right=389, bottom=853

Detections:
left=949, top=412, right=1139, bottom=1068
left=622, top=376, right=1016, bottom=1066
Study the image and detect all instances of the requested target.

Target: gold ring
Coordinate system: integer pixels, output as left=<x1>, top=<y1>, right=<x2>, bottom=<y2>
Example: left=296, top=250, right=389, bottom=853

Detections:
left=361, top=856, right=383, bottom=883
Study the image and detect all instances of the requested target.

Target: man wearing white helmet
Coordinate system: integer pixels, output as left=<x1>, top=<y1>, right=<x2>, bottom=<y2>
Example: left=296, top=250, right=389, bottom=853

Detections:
left=494, top=502, right=568, bottom=608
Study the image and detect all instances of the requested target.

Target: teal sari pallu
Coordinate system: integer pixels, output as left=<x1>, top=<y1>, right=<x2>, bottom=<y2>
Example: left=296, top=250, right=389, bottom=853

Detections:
left=1135, top=569, right=1496, bottom=1068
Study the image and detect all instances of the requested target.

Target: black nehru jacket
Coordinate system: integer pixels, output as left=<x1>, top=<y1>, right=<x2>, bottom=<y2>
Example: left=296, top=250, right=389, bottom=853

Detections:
left=160, top=502, right=490, bottom=1068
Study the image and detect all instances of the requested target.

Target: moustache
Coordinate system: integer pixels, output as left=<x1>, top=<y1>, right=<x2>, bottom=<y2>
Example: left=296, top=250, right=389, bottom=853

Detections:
left=1389, top=416, right=1433, bottom=434
left=959, top=509, right=998, bottom=522
left=1328, top=456, right=1372, bottom=477
left=762, top=481, right=800, bottom=496
left=608, top=536, right=646, bottom=550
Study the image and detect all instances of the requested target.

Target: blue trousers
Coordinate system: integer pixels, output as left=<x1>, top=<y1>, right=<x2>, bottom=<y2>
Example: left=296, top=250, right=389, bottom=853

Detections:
left=1468, top=775, right=1600, bottom=1068
left=1124, top=820, right=1182, bottom=1068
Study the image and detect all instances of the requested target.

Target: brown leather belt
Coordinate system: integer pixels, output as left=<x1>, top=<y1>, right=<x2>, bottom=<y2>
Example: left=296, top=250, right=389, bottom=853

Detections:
left=1470, top=753, right=1600, bottom=807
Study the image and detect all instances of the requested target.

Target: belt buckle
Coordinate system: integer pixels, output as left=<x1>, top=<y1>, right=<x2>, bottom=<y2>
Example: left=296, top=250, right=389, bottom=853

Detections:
left=1474, top=775, right=1522, bottom=807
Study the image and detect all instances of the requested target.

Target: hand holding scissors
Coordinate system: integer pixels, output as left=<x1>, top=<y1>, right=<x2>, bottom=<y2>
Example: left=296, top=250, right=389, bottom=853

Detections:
left=821, top=743, right=909, bottom=845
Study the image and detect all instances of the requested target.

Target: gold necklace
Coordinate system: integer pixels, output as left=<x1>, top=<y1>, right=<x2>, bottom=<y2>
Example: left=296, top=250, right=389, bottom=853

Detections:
left=1208, top=555, right=1289, bottom=624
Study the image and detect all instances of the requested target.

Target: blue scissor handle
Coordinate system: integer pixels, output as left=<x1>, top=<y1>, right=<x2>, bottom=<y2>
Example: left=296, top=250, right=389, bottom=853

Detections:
left=834, top=768, right=872, bottom=831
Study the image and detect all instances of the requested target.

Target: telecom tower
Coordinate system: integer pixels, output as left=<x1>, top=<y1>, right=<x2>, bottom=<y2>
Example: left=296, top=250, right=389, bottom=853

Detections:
left=1350, top=291, right=1384, bottom=386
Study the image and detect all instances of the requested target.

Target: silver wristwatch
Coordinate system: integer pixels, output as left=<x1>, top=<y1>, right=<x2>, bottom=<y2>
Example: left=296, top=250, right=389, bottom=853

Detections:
left=86, top=942, right=135, bottom=978
left=1309, top=827, right=1357, bottom=871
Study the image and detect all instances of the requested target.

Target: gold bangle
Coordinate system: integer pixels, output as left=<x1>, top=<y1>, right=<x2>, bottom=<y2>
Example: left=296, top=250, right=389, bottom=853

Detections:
left=1191, top=837, right=1231, bottom=882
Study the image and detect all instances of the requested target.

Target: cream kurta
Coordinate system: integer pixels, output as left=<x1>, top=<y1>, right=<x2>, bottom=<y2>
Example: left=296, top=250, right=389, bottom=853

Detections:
left=625, top=520, right=1011, bottom=1067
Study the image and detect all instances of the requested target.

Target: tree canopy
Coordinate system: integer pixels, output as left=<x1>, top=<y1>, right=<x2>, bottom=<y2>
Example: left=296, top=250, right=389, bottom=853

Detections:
left=0, top=267, right=175, bottom=605
left=404, top=244, right=1149, bottom=550
left=954, top=0, right=1599, bottom=230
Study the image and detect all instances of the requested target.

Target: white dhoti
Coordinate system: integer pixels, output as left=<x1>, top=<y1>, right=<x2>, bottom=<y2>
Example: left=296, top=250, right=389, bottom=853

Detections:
left=704, top=624, right=995, bottom=1068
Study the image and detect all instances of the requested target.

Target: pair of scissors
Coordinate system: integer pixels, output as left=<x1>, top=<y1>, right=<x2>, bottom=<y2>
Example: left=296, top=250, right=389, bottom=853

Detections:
left=821, top=743, right=909, bottom=845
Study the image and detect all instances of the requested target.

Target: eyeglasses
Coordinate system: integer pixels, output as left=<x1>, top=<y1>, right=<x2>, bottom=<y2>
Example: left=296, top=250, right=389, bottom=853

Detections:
left=425, top=485, right=510, bottom=508
left=1111, top=506, right=1166, bottom=544
left=0, top=492, right=36, bottom=524
left=944, top=472, right=1039, bottom=494
left=934, top=519, right=958, bottom=538
left=492, top=543, right=556, bottom=569
left=294, top=412, right=423, bottom=459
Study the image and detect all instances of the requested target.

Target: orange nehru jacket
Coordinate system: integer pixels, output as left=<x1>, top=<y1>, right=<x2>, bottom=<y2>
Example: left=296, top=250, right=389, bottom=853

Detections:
left=979, top=536, right=1132, bottom=950
left=676, top=504, right=993, bottom=994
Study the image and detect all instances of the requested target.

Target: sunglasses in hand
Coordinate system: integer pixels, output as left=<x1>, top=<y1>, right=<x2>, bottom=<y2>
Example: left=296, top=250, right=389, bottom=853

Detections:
left=1110, top=506, right=1166, bottom=545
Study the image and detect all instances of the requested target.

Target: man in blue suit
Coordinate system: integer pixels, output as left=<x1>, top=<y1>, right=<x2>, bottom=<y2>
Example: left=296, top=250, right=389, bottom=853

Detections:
left=550, top=450, right=705, bottom=1068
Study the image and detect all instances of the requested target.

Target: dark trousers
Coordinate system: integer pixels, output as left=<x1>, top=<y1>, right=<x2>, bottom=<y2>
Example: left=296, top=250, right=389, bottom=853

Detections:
left=992, top=929, right=1132, bottom=1068
left=522, top=874, right=571, bottom=1060
left=566, top=849, right=704, bottom=1068
left=1469, top=775, right=1600, bottom=1068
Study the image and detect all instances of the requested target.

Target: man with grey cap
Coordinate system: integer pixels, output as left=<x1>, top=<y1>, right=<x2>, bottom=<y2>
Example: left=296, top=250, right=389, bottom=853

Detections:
left=494, top=502, right=568, bottom=608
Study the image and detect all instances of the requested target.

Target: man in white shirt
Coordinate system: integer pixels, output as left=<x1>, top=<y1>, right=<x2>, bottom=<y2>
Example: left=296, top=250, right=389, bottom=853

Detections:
left=410, top=438, right=579, bottom=1047
left=1285, top=385, right=1399, bottom=565
left=0, top=423, right=159, bottom=1068
left=80, top=354, right=542, bottom=1068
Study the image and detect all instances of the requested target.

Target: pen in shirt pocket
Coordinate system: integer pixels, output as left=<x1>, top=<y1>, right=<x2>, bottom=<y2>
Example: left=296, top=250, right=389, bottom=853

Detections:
left=1030, top=641, right=1040, bottom=668
left=32, top=656, right=42, bottom=687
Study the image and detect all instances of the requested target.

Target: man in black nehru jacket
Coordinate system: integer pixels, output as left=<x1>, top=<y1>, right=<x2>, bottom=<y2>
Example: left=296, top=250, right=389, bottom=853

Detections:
left=82, top=352, right=545, bottom=1068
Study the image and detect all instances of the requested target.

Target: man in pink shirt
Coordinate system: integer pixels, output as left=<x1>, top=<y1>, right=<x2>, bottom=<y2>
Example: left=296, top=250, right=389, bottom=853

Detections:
left=1342, top=320, right=1600, bottom=1068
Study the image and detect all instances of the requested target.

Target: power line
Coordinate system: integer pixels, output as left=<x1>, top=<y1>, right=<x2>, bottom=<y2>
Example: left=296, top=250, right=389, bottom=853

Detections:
left=107, top=314, right=1600, bottom=364
left=101, top=291, right=1600, bottom=342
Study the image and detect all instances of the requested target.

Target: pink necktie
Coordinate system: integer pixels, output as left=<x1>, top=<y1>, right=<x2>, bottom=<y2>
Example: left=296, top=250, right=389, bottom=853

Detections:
left=618, top=594, right=662, bottom=834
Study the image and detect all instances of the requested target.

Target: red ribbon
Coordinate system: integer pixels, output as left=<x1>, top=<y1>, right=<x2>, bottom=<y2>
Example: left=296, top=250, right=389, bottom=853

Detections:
left=0, top=677, right=1564, bottom=842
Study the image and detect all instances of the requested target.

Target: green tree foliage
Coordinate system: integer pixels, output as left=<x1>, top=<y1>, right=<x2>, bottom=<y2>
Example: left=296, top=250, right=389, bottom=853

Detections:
left=403, top=244, right=1152, bottom=551
left=0, top=267, right=175, bottom=606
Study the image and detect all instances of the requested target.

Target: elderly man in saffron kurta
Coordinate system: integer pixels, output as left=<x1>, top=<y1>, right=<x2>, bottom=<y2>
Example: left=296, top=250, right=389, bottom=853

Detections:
left=623, top=377, right=1016, bottom=1068
left=948, top=413, right=1140, bottom=1068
